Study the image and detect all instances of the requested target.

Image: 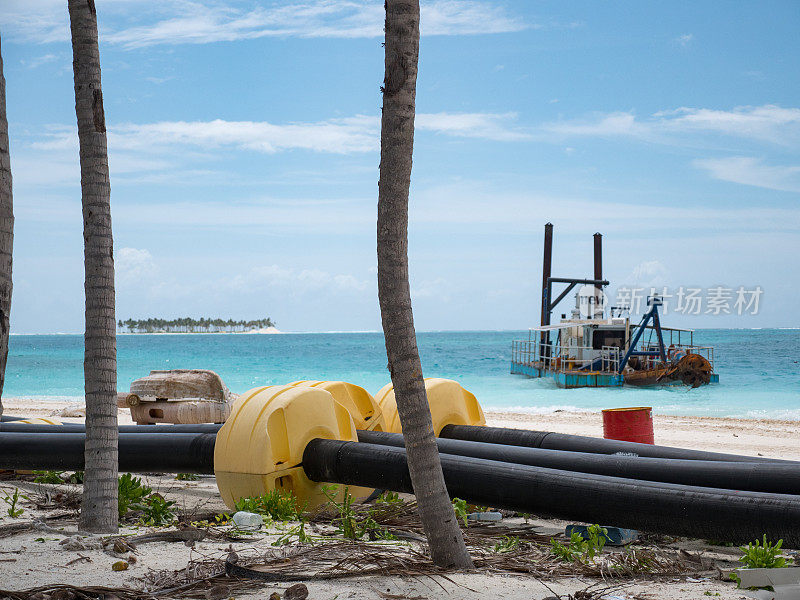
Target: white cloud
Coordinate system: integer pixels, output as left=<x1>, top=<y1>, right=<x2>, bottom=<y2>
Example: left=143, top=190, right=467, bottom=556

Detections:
left=116, top=247, right=157, bottom=286
left=27, top=112, right=528, bottom=171
left=542, top=112, right=645, bottom=138
left=543, top=105, right=800, bottom=146
left=20, top=53, right=59, bottom=69
left=0, top=0, right=67, bottom=44
left=114, top=248, right=370, bottom=310
left=416, top=112, right=530, bottom=141
left=229, top=264, right=369, bottom=294
left=693, top=157, right=800, bottom=192
left=407, top=181, right=800, bottom=235
left=112, top=116, right=379, bottom=154
left=675, top=33, right=693, bottom=47
left=420, top=1, right=525, bottom=36
left=657, top=105, right=800, bottom=144
left=1, top=0, right=524, bottom=47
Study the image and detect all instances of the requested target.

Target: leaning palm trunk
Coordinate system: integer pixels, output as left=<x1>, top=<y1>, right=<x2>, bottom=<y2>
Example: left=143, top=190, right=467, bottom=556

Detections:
left=69, top=0, right=118, bottom=533
left=0, top=35, right=13, bottom=418
left=376, top=0, right=472, bottom=569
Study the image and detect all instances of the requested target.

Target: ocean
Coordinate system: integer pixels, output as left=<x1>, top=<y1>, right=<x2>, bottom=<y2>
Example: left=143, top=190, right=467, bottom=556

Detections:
left=4, top=329, right=799, bottom=419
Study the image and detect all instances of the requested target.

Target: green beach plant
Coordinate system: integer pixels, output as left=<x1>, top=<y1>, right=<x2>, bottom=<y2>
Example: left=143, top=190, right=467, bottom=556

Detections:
left=550, top=525, right=608, bottom=563
left=272, top=519, right=310, bottom=546
left=233, top=489, right=300, bottom=522
left=729, top=536, right=794, bottom=588
left=33, top=470, right=84, bottom=485
left=375, top=491, right=402, bottom=506
left=139, top=494, right=176, bottom=526
left=322, top=484, right=358, bottom=539
left=492, top=535, right=520, bottom=553
left=452, top=498, right=469, bottom=527
left=33, top=470, right=66, bottom=484
left=321, top=485, right=395, bottom=541
left=2, top=488, right=27, bottom=518
left=739, top=535, right=791, bottom=569
left=551, top=532, right=589, bottom=562
left=66, top=471, right=84, bottom=484
left=584, top=524, right=608, bottom=559
left=117, top=473, right=152, bottom=519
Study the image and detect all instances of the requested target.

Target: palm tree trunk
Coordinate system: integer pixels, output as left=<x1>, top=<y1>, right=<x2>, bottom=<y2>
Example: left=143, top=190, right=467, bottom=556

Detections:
left=0, top=35, right=13, bottom=418
left=377, top=0, right=472, bottom=569
left=69, top=0, right=118, bottom=533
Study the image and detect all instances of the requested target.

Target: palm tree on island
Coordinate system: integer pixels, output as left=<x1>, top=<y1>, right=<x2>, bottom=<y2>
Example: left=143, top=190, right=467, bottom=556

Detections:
left=119, top=317, right=276, bottom=333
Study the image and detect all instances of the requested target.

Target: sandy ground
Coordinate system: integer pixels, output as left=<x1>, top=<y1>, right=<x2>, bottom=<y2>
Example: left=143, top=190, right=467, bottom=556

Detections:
left=0, top=476, right=751, bottom=600
left=1, top=399, right=797, bottom=598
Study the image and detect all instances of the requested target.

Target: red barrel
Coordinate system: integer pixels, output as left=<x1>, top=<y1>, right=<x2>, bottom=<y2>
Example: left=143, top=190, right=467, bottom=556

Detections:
left=602, top=407, right=654, bottom=445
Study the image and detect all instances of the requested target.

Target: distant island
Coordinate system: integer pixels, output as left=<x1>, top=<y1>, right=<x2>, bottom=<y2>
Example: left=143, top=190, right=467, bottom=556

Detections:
left=118, top=317, right=277, bottom=334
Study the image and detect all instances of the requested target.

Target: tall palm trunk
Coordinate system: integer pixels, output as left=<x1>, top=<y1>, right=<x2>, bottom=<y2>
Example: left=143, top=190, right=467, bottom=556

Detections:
left=69, top=0, right=118, bottom=533
left=376, top=0, right=472, bottom=569
left=0, top=35, right=13, bottom=418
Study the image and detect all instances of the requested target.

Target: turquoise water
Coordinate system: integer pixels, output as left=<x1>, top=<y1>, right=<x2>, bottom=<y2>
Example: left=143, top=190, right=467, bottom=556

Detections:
left=4, top=329, right=799, bottom=419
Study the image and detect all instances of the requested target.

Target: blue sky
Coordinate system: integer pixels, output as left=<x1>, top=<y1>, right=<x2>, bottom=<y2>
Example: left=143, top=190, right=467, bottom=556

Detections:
left=1, top=0, right=798, bottom=333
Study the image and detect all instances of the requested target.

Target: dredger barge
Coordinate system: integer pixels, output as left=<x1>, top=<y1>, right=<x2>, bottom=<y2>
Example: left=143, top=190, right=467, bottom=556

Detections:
left=511, top=223, right=718, bottom=388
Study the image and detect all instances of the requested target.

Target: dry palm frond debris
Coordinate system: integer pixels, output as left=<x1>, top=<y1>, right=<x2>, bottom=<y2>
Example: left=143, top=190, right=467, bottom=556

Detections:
left=0, top=499, right=714, bottom=600
left=135, top=536, right=707, bottom=598
left=308, top=498, right=551, bottom=545
left=0, top=584, right=152, bottom=600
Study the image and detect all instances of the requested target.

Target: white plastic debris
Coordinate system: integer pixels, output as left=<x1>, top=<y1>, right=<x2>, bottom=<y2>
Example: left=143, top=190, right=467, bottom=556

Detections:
left=466, top=511, right=502, bottom=522
left=231, top=511, right=263, bottom=530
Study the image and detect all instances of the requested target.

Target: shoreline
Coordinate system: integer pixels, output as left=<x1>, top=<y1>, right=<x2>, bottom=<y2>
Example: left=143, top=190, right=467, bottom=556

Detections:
left=4, top=396, right=800, bottom=423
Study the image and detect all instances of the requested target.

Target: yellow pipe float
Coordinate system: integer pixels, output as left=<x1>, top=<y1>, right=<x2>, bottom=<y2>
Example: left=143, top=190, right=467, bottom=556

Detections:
left=288, top=380, right=387, bottom=432
left=214, top=384, right=358, bottom=509
left=375, top=378, right=485, bottom=436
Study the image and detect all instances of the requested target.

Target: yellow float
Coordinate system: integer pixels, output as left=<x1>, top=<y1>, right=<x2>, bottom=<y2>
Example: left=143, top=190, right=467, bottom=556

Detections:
left=288, top=380, right=386, bottom=431
left=375, top=378, right=485, bottom=436
left=213, top=384, right=360, bottom=509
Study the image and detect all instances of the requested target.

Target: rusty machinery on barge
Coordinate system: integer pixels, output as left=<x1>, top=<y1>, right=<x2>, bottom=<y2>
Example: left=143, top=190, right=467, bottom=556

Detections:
left=511, top=223, right=718, bottom=389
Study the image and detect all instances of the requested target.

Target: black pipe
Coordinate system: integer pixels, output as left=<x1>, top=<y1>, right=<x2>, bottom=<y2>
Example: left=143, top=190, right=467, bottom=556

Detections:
left=440, top=424, right=796, bottom=464
left=6, top=420, right=795, bottom=467
left=0, top=415, right=26, bottom=422
left=5, top=427, right=800, bottom=544
left=0, top=432, right=216, bottom=474
left=303, top=439, right=800, bottom=546
left=0, top=422, right=223, bottom=434
left=358, top=430, right=800, bottom=495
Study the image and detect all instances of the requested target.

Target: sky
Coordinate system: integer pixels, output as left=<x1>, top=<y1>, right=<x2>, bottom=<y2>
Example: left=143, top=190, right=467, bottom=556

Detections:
left=1, top=0, right=798, bottom=333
